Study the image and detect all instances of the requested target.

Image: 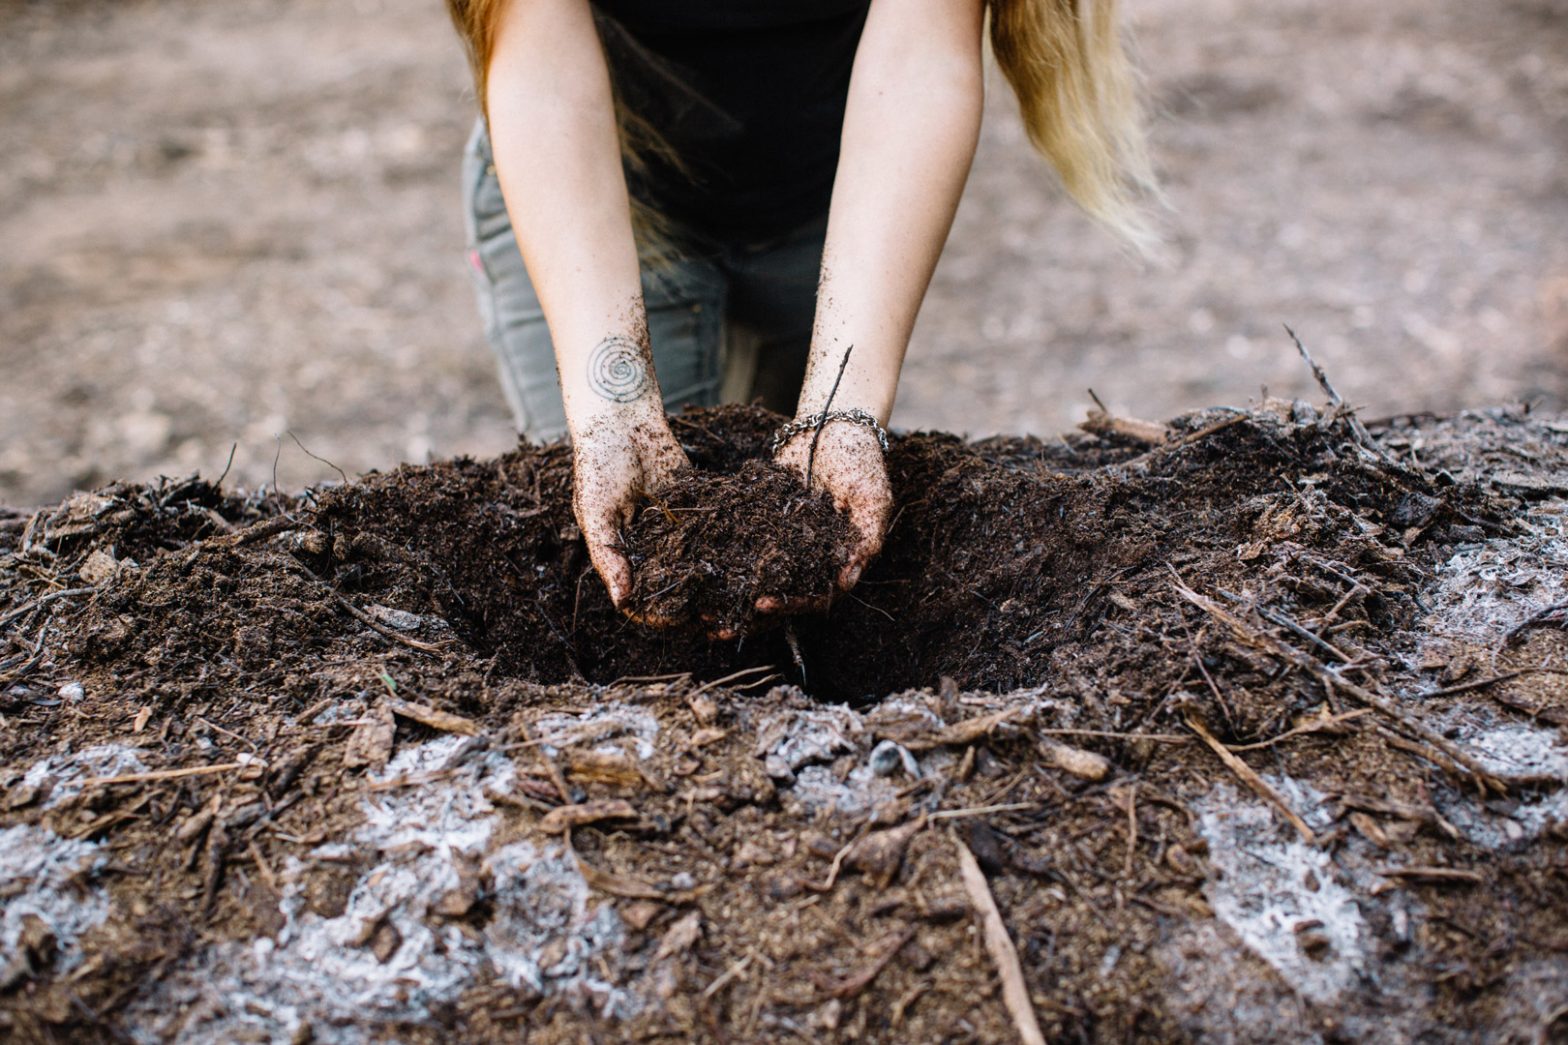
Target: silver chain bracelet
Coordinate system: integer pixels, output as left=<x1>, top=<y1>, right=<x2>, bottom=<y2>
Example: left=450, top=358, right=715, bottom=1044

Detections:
left=771, top=407, right=890, bottom=455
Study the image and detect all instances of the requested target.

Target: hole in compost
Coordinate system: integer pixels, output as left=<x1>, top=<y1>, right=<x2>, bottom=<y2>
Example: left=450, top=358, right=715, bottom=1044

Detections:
left=302, top=404, right=1316, bottom=704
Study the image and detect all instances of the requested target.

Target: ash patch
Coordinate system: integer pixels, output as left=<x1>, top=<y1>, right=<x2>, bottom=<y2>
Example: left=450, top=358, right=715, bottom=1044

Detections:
left=534, top=703, right=660, bottom=760
left=125, top=738, right=638, bottom=1043
left=1193, top=782, right=1369, bottom=1005
left=483, top=841, right=632, bottom=1014
left=1418, top=507, right=1568, bottom=647
left=19, top=743, right=148, bottom=808
left=756, top=700, right=955, bottom=815
left=0, top=825, right=109, bottom=984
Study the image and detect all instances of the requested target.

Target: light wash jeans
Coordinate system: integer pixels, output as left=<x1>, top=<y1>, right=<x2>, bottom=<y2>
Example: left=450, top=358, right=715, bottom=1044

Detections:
left=463, top=120, right=825, bottom=441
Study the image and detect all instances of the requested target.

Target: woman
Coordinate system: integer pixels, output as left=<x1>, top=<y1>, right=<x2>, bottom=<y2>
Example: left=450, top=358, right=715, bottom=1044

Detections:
left=448, top=0, right=1152, bottom=617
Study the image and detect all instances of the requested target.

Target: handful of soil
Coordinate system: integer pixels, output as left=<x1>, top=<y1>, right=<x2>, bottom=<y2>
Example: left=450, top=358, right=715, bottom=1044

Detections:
left=621, top=460, right=856, bottom=633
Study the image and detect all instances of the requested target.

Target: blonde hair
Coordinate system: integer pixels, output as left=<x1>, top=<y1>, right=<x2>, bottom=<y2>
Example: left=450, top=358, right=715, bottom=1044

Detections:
left=989, top=0, right=1158, bottom=251
left=448, top=0, right=1156, bottom=254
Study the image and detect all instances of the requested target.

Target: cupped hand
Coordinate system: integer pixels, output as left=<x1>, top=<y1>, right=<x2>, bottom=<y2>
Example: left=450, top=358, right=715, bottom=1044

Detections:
left=767, top=418, right=893, bottom=613
left=571, top=412, right=689, bottom=616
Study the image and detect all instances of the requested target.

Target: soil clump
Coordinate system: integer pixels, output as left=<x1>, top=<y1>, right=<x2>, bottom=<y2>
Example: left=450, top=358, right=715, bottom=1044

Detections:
left=621, top=461, right=855, bottom=633
left=2, top=402, right=1567, bottom=1043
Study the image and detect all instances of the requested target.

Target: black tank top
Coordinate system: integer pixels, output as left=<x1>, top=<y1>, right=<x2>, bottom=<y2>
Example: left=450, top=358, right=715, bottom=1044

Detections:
left=592, top=0, right=871, bottom=246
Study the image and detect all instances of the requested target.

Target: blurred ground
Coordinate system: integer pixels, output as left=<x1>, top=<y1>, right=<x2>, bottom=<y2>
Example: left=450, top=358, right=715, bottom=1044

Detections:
left=1, top=0, right=1566, bottom=505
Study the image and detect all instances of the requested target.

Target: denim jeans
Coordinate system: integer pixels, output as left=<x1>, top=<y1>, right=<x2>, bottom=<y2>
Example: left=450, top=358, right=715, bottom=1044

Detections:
left=463, top=120, right=824, bottom=440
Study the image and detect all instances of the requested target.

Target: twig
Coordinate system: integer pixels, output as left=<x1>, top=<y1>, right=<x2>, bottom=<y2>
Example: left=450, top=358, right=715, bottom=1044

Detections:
left=0, top=586, right=95, bottom=629
left=286, top=431, right=348, bottom=486
left=702, top=954, right=753, bottom=1000
left=1035, top=728, right=1189, bottom=743
left=928, top=802, right=1036, bottom=822
left=1375, top=866, right=1482, bottom=884
left=1227, top=709, right=1371, bottom=752
left=1185, top=714, right=1317, bottom=844
left=1505, top=601, right=1568, bottom=644
left=1121, top=783, right=1138, bottom=877
left=805, top=344, right=854, bottom=490
left=1417, top=670, right=1540, bottom=698
left=215, top=442, right=238, bottom=487
left=334, top=596, right=447, bottom=656
left=686, top=664, right=782, bottom=700
left=1173, top=582, right=1507, bottom=792
left=79, top=763, right=244, bottom=788
left=822, top=926, right=917, bottom=999
left=1284, top=324, right=1380, bottom=448
left=954, top=835, right=1046, bottom=1045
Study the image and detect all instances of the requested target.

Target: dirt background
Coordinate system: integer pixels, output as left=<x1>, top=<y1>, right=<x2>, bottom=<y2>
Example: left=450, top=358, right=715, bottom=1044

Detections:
left=2, top=0, right=1568, bottom=507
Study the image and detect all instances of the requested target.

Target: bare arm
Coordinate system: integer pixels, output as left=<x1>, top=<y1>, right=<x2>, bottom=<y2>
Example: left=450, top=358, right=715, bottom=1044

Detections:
left=775, top=0, right=986, bottom=588
left=487, top=0, right=688, bottom=607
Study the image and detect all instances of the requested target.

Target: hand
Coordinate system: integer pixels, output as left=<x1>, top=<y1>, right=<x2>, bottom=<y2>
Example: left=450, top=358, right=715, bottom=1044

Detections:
left=571, top=411, right=690, bottom=614
left=768, top=418, right=893, bottom=612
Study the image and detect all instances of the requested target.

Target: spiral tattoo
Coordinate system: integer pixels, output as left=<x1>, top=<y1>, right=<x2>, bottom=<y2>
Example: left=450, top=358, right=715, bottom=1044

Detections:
left=587, top=336, right=652, bottom=403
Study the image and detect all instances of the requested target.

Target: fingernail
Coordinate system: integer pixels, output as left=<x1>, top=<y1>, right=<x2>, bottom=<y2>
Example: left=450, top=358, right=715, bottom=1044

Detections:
left=844, top=565, right=862, bottom=588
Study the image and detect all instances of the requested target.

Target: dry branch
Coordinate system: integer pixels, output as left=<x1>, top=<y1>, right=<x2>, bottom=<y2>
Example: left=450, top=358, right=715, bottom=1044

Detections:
left=954, top=835, right=1046, bottom=1045
left=1185, top=714, right=1318, bottom=844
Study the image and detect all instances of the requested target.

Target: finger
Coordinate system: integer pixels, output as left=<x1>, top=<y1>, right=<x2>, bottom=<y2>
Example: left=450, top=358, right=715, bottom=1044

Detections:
left=841, top=498, right=888, bottom=587
left=755, top=593, right=833, bottom=616
left=582, top=515, right=634, bottom=606
left=627, top=606, right=682, bottom=631
left=699, top=613, right=738, bottom=641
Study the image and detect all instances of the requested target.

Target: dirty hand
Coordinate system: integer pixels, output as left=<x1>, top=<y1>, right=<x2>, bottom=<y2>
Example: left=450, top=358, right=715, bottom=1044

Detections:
left=571, top=412, right=689, bottom=611
left=770, top=418, right=892, bottom=610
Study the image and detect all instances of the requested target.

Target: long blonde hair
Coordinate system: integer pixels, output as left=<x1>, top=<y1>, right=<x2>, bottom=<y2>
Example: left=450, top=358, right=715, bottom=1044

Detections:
left=447, top=0, right=1155, bottom=252
left=989, top=0, right=1157, bottom=250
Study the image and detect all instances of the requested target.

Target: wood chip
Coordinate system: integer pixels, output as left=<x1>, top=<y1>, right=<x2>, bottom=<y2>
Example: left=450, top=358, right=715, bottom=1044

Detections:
left=954, top=836, right=1046, bottom=1045
left=900, top=709, right=1019, bottom=752
left=539, top=799, right=638, bottom=834
left=343, top=702, right=395, bottom=770
left=653, top=910, right=703, bottom=962
left=387, top=699, right=478, bottom=736
left=1038, top=738, right=1111, bottom=781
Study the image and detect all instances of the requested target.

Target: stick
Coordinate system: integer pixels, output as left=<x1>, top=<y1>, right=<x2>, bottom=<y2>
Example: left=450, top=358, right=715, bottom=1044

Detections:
left=334, top=596, right=447, bottom=655
left=0, top=586, right=95, bottom=629
left=80, top=763, right=244, bottom=788
left=1227, top=709, right=1371, bottom=751
left=954, top=836, right=1046, bottom=1045
left=1284, top=325, right=1382, bottom=456
left=1173, top=582, right=1507, bottom=792
left=805, top=344, right=854, bottom=490
left=928, top=802, right=1037, bottom=822
left=1185, top=715, right=1318, bottom=844
left=686, top=664, right=782, bottom=700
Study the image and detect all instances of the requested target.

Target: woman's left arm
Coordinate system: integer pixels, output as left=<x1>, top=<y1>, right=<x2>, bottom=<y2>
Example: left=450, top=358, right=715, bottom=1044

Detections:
left=774, top=0, right=986, bottom=593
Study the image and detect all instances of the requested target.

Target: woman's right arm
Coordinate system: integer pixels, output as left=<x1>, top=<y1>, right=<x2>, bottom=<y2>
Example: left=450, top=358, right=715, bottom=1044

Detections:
left=486, top=0, right=688, bottom=607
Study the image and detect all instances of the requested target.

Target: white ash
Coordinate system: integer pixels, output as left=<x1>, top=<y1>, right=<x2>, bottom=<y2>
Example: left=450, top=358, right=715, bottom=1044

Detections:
left=483, top=841, right=634, bottom=1017
left=534, top=701, right=660, bottom=760
left=1417, top=507, right=1568, bottom=647
left=1193, top=781, right=1370, bottom=1005
left=0, top=824, right=109, bottom=978
left=126, top=737, right=639, bottom=1044
left=1453, top=719, right=1568, bottom=780
left=22, top=743, right=148, bottom=808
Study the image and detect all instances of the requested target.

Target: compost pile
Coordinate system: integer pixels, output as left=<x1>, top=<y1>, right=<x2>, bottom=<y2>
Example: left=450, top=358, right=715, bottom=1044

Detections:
left=2, top=399, right=1567, bottom=1043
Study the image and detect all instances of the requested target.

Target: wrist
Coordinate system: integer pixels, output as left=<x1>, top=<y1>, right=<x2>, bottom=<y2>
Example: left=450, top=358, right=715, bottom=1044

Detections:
left=566, top=394, right=668, bottom=441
